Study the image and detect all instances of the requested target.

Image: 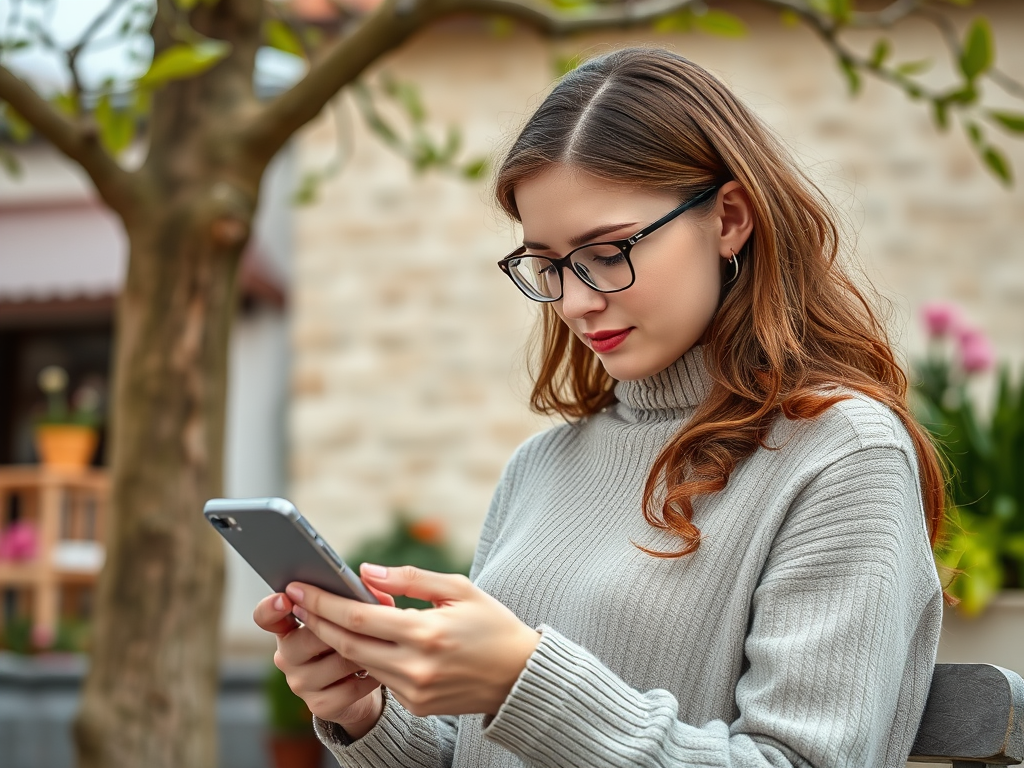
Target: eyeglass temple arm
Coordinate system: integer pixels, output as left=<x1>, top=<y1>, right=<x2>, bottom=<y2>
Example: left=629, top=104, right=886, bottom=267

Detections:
left=626, top=186, right=720, bottom=246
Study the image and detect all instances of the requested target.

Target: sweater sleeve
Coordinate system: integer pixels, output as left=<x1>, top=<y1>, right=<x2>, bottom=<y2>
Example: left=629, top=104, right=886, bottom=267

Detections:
left=481, top=444, right=942, bottom=768
left=315, top=455, right=516, bottom=766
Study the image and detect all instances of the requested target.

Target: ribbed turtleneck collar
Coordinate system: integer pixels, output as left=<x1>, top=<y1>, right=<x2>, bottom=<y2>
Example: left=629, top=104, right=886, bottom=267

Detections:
left=613, top=345, right=713, bottom=418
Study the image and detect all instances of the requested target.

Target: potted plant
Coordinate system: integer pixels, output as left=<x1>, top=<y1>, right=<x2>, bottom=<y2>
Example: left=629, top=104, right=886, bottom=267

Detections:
left=33, top=366, right=102, bottom=470
left=912, top=302, right=1024, bottom=674
left=347, top=514, right=470, bottom=609
left=264, top=663, right=323, bottom=768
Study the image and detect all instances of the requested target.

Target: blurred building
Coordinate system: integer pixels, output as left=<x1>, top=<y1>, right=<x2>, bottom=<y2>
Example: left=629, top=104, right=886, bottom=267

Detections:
left=0, top=143, right=294, bottom=653
left=288, top=3, right=1024, bottom=560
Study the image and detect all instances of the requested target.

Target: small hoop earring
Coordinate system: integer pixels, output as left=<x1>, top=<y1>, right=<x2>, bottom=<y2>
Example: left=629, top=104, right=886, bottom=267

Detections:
left=724, top=250, right=741, bottom=286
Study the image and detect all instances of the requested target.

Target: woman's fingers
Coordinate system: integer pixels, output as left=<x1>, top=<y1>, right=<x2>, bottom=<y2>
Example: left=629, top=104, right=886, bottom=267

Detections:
left=296, top=647, right=371, bottom=691
left=286, top=602, right=399, bottom=672
left=366, top=582, right=396, bottom=607
left=276, top=623, right=334, bottom=667
left=285, top=582, right=413, bottom=643
left=253, top=593, right=299, bottom=637
left=359, top=565, right=474, bottom=606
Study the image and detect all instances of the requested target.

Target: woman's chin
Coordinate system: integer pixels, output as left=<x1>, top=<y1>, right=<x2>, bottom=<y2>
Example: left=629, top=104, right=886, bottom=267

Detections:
left=596, top=354, right=660, bottom=382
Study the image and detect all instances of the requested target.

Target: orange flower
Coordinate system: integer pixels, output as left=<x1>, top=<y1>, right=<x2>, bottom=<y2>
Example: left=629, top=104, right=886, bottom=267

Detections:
left=408, top=519, right=444, bottom=545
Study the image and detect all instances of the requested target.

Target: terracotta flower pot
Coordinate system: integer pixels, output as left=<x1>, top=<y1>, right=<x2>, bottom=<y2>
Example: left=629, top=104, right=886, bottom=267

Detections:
left=34, top=424, right=99, bottom=470
left=268, top=734, right=324, bottom=768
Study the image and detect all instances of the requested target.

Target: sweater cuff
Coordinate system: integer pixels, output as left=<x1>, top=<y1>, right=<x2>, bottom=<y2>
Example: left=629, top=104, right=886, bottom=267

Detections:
left=482, top=625, right=726, bottom=767
left=313, top=688, right=433, bottom=768
left=482, top=626, right=590, bottom=753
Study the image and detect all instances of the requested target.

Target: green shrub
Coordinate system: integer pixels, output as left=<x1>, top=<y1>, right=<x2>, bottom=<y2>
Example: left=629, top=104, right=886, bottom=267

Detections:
left=264, top=662, right=313, bottom=736
left=346, top=514, right=470, bottom=610
left=913, top=303, right=1024, bottom=614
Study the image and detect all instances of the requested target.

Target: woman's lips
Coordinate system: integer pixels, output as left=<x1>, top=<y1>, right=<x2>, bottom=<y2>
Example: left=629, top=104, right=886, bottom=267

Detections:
left=586, top=328, right=633, bottom=353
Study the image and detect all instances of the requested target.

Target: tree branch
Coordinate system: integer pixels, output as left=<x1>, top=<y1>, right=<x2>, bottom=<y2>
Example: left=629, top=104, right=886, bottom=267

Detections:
left=0, top=64, right=136, bottom=217
left=241, top=0, right=701, bottom=160
left=71, top=0, right=132, bottom=54
left=914, top=5, right=1024, bottom=100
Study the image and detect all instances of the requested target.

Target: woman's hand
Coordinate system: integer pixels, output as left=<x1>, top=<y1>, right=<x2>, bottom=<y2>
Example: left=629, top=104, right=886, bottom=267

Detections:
left=284, top=565, right=541, bottom=718
left=252, top=589, right=395, bottom=739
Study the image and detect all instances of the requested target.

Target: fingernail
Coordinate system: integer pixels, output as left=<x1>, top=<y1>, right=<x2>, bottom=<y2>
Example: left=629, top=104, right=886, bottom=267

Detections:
left=286, top=584, right=304, bottom=602
left=293, top=606, right=308, bottom=622
left=273, top=595, right=285, bottom=611
left=362, top=563, right=388, bottom=579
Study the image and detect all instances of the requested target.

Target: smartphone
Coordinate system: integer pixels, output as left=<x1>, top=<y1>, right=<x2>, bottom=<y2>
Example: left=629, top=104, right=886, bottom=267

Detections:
left=203, top=497, right=379, bottom=604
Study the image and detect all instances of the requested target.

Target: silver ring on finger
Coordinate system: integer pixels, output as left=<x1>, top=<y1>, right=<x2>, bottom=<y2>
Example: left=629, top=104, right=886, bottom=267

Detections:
left=354, top=669, right=369, bottom=679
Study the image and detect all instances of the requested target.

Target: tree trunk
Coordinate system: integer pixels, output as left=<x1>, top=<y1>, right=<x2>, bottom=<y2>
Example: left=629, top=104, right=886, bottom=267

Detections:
left=73, top=185, right=254, bottom=767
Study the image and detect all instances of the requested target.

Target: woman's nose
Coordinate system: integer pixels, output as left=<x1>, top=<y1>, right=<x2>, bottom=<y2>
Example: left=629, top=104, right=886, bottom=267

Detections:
left=559, top=267, right=607, bottom=319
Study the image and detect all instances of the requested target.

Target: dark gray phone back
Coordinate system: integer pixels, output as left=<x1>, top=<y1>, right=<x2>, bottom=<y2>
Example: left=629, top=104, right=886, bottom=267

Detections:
left=203, top=497, right=378, bottom=604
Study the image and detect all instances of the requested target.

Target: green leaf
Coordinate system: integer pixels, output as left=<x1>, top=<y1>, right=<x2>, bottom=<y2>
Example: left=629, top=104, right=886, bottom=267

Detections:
left=693, top=10, right=747, bottom=38
left=0, top=146, right=21, bottom=178
left=960, top=17, right=993, bottom=82
left=138, top=40, right=231, bottom=89
left=0, top=102, right=32, bottom=143
left=932, top=98, right=950, bottom=132
left=51, top=92, right=79, bottom=117
left=462, top=157, right=487, bottom=180
left=895, top=59, right=932, bottom=76
left=394, top=82, right=425, bottom=125
left=352, top=82, right=402, bottom=149
left=134, top=87, right=153, bottom=118
left=839, top=58, right=861, bottom=96
left=174, top=0, right=200, bottom=9
left=828, top=0, right=852, bottom=24
left=943, top=84, right=978, bottom=106
left=94, top=94, right=136, bottom=155
left=779, top=9, right=801, bottom=27
left=654, top=9, right=694, bottom=33
left=291, top=172, right=320, bottom=206
left=869, top=39, right=891, bottom=69
left=982, top=144, right=1012, bottom=185
left=263, top=19, right=304, bottom=58
left=989, top=110, right=1024, bottom=134
left=965, top=120, right=984, bottom=147
left=488, top=16, right=516, bottom=38
left=0, top=39, right=32, bottom=53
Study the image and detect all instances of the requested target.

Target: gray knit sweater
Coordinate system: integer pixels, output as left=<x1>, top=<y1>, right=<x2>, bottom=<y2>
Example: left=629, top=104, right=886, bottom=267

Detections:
left=317, top=346, right=943, bottom=767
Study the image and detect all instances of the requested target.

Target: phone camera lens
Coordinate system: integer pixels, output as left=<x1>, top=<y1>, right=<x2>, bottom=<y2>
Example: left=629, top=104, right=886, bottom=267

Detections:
left=210, top=515, right=230, bottom=530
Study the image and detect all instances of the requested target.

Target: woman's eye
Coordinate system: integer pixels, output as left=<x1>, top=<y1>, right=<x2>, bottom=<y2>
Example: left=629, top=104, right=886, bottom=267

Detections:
left=593, top=253, right=626, bottom=266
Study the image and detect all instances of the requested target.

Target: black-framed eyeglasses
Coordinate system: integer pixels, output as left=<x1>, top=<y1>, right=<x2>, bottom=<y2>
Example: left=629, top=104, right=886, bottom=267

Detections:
left=497, top=186, right=720, bottom=303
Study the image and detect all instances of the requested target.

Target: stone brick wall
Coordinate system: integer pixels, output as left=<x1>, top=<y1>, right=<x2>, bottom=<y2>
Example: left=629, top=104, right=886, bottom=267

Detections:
left=290, top=3, right=1024, bottom=560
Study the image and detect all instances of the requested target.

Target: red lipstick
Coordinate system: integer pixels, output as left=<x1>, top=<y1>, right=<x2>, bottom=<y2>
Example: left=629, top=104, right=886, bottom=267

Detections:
left=586, top=328, right=633, bottom=353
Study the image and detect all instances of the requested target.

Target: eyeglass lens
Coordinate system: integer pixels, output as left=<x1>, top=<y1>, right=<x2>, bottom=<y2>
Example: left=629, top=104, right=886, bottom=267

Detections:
left=507, top=243, right=632, bottom=300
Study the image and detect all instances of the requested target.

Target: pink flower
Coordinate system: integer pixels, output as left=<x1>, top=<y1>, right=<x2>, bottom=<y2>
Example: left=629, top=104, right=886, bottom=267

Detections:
left=31, top=624, right=55, bottom=650
left=922, top=302, right=960, bottom=338
left=0, top=521, right=38, bottom=561
left=959, top=331, right=995, bottom=374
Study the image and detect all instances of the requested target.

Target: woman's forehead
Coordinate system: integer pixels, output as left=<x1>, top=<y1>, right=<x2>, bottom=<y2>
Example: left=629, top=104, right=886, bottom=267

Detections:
left=516, top=166, right=678, bottom=246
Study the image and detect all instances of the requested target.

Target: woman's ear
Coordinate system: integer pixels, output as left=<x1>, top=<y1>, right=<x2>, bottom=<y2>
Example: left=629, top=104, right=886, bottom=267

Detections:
left=715, top=181, right=754, bottom=258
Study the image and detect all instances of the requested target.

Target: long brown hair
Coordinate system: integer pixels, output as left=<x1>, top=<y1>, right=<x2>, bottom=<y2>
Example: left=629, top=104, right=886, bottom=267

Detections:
left=495, top=47, right=945, bottom=555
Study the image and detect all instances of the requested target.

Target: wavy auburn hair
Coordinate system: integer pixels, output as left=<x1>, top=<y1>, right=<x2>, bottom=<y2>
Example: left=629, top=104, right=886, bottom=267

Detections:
left=495, top=48, right=945, bottom=555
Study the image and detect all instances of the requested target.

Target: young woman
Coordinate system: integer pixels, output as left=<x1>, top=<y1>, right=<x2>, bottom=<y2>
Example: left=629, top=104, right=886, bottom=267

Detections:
left=254, top=47, right=945, bottom=767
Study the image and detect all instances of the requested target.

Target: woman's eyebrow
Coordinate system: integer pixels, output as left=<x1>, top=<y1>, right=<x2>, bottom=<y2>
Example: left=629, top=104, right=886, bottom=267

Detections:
left=522, top=221, right=640, bottom=251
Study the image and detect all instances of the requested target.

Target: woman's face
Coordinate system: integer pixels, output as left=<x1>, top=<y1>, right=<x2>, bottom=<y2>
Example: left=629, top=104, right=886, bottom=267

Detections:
left=514, top=165, right=744, bottom=381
